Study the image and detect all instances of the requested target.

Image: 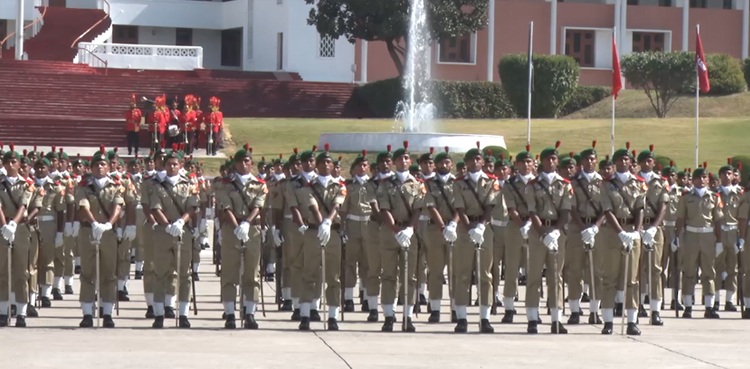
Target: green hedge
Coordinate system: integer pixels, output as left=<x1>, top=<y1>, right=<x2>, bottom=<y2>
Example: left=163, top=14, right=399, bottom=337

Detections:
left=559, top=86, right=611, bottom=116
left=703, top=54, right=745, bottom=95
left=352, top=78, right=403, bottom=118
left=498, top=54, right=579, bottom=118
left=743, top=58, right=750, bottom=90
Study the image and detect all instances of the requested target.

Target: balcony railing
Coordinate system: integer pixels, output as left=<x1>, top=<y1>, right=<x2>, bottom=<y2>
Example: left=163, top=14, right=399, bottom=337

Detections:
left=76, top=42, right=203, bottom=70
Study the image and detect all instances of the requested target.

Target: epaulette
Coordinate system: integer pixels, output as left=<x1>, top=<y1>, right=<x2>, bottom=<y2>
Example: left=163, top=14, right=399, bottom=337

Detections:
left=415, top=177, right=424, bottom=183
left=635, top=175, right=646, bottom=182
left=561, top=177, right=571, bottom=184
left=661, top=176, right=668, bottom=181
left=486, top=173, right=497, bottom=180
left=338, top=179, right=346, bottom=186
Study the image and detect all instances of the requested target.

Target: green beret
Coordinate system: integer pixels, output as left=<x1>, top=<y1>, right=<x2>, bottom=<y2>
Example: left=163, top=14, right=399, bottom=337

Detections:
left=288, top=148, right=301, bottom=163
left=598, top=155, right=613, bottom=169
left=456, top=161, right=465, bottom=169
left=392, top=141, right=410, bottom=160
left=117, top=158, right=125, bottom=166
left=315, top=144, right=333, bottom=163
left=580, top=141, right=598, bottom=159
left=352, top=150, right=368, bottom=167
left=612, top=148, right=633, bottom=162
left=693, top=167, right=707, bottom=177
left=677, top=170, right=686, bottom=178
left=299, top=145, right=317, bottom=162
left=494, top=155, right=511, bottom=167
left=256, top=156, right=266, bottom=168
left=637, top=145, right=655, bottom=163
left=516, top=149, right=532, bottom=162
left=1, top=144, right=21, bottom=162
left=434, top=150, right=452, bottom=164
left=408, top=164, right=420, bottom=173
left=233, top=144, right=253, bottom=162
left=272, top=155, right=285, bottom=166
left=376, top=144, right=393, bottom=163
left=463, top=148, right=482, bottom=162
left=164, top=149, right=184, bottom=162
left=559, top=154, right=577, bottom=168
left=661, top=166, right=676, bottom=176
left=106, top=148, right=120, bottom=162
left=418, top=148, right=436, bottom=163
left=45, top=151, right=57, bottom=161
left=91, top=146, right=109, bottom=164
left=128, top=156, right=141, bottom=165
left=539, top=142, right=561, bottom=161
left=719, top=159, right=735, bottom=174
left=58, top=151, right=69, bottom=160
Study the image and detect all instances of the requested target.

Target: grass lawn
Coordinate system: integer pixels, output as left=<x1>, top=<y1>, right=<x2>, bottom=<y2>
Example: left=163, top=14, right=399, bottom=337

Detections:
left=214, top=116, right=749, bottom=176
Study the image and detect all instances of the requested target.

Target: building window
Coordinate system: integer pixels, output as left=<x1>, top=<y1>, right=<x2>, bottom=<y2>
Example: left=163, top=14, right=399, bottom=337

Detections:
left=176, top=28, right=192, bottom=46
left=0, top=20, right=6, bottom=42
left=319, top=34, right=335, bottom=58
left=277, top=0, right=283, bottom=4
left=113, top=25, right=138, bottom=44
left=221, top=28, right=242, bottom=67
left=564, top=29, right=595, bottom=68
left=632, top=32, right=665, bottom=52
left=723, top=0, right=733, bottom=9
left=689, top=0, right=707, bottom=7
left=659, top=0, right=673, bottom=6
left=438, top=33, right=473, bottom=64
left=627, top=0, right=638, bottom=4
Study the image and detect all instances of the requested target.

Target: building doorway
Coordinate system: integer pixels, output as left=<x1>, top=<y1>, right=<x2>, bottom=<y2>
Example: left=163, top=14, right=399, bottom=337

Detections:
left=49, top=0, right=66, bottom=7
left=221, top=28, right=242, bottom=67
left=276, top=32, right=283, bottom=70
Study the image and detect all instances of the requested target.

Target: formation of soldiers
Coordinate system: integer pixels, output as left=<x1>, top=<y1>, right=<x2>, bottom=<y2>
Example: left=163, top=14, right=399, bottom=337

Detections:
left=1, top=139, right=749, bottom=336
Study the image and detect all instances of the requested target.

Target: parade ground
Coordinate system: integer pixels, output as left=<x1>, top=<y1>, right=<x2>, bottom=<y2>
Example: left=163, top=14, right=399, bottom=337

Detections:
left=0, top=248, right=744, bottom=369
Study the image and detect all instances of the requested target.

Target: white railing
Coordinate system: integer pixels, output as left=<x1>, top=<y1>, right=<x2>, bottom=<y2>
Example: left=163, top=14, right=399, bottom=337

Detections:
left=76, top=42, right=203, bottom=70
left=73, top=23, right=112, bottom=64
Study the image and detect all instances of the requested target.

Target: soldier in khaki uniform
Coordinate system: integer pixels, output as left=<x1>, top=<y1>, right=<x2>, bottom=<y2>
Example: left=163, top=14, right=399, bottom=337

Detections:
left=660, top=163, right=684, bottom=311
left=125, top=158, right=145, bottom=281
left=140, top=151, right=166, bottom=319
left=267, top=155, right=290, bottom=309
left=490, top=156, right=511, bottom=315
left=340, top=150, right=376, bottom=315
left=376, top=141, right=423, bottom=332
left=112, top=156, right=138, bottom=302
left=51, top=149, right=72, bottom=300
left=568, top=143, right=606, bottom=325
left=281, top=150, right=306, bottom=321
left=215, top=145, right=267, bottom=329
left=713, top=160, right=743, bottom=312
left=0, top=146, right=35, bottom=327
left=599, top=147, right=646, bottom=335
left=288, top=144, right=345, bottom=331
left=61, top=156, right=84, bottom=296
left=524, top=143, right=572, bottom=334
left=74, top=147, right=125, bottom=328
left=672, top=165, right=723, bottom=319
left=635, top=146, right=669, bottom=325
left=149, top=148, right=200, bottom=328
left=738, top=179, right=750, bottom=318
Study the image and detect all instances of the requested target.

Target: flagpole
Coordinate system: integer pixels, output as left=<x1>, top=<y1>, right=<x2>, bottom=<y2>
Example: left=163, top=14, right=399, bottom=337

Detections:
left=695, top=24, right=700, bottom=168
left=526, top=21, right=534, bottom=146
left=611, top=26, right=617, bottom=157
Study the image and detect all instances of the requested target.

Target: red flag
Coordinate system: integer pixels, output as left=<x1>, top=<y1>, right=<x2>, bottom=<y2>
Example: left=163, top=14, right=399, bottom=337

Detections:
left=696, top=27, right=710, bottom=93
left=612, top=33, right=622, bottom=99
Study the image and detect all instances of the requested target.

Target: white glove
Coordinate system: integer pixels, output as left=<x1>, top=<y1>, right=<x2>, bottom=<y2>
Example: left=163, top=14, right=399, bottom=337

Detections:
left=715, top=242, right=724, bottom=256
left=736, top=239, right=745, bottom=254
left=271, top=226, right=283, bottom=247
left=442, top=221, right=458, bottom=243
left=199, top=236, right=209, bottom=246
left=1, top=221, right=17, bottom=242
left=642, top=227, right=657, bottom=246
left=671, top=237, right=680, bottom=252
left=116, top=227, right=124, bottom=240
left=166, top=219, right=185, bottom=238
left=298, top=224, right=308, bottom=235
left=469, top=223, right=486, bottom=245
left=580, top=229, right=594, bottom=246
left=64, top=222, right=74, bottom=237
left=92, top=222, right=111, bottom=241
left=542, top=229, right=561, bottom=251
left=72, top=221, right=81, bottom=237
left=199, top=218, right=207, bottom=233
left=520, top=221, right=532, bottom=240
left=395, top=226, right=414, bottom=248
left=628, top=231, right=641, bottom=241
left=618, top=231, right=633, bottom=252
left=261, top=228, right=267, bottom=244
left=317, top=219, right=332, bottom=246
left=54, top=232, right=64, bottom=248
left=234, top=221, right=250, bottom=243
left=124, top=225, right=137, bottom=241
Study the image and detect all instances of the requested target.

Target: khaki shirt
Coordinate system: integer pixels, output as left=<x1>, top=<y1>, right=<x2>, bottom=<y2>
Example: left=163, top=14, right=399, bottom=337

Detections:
left=376, top=174, right=424, bottom=223
left=503, top=175, right=533, bottom=217
left=524, top=173, right=573, bottom=221
left=149, top=176, right=200, bottom=222
left=117, top=174, right=137, bottom=204
left=664, top=186, right=684, bottom=223
left=74, top=176, right=125, bottom=223
left=215, top=174, right=267, bottom=221
left=571, top=172, right=605, bottom=220
left=717, top=186, right=743, bottom=225
left=454, top=173, right=498, bottom=219
left=424, top=175, right=457, bottom=221
left=601, top=174, right=646, bottom=220
left=490, top=179, right=509, bottom=222
left=288, top=175, right=346, bottom=225
left=341, top=177, right=377, bottom=217
left=738, top=191, right=750, bottom=221
left=126, top=173, right=143, bottom=203
left=0, top=175, right=34, bottom=218
left=30, top=177, right=66, bottom=215
left=676, top=189, right=723, bottom=228
left=268, top=176, right=287, bottom=214
left=642, top=175, right=670, bottom=219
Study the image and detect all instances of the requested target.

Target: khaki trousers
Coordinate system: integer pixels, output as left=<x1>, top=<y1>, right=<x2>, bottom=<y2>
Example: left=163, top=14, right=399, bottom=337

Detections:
left=741, top=228, right=750, bottom=298
left=425, top=223, right=448, bottom=301
left=681, top=231, right=717, bottom=296
left=78, top=227, right=117, bottom=303
left=117, top=237, right=131, bottom=281
left=344, top=219, right=370, bottom=290
left=364, top=222, right=382, bottom=297
left=37, top=218, right=57, bottom=286
left=454, top=225, right=493, bottom=306
left=565, top=224, right=587, bottom=301
left=152, top=228, right=192, bottom=304
left=0, top=226, right=32, bottom=303
left=416, top=220, right=428, bottom=292
left=379, top=227, right=417, bottom=306
left=28, top=230, right=39, bottom=296
left=283, top=218, right=304, bottom=296
left=715, top=230, right=739, bottom=293
left=142, top=223, right=155, bottom=295
left=503, top=224, right=524, bottom=301
left=640, top=227, right=664, bottom=300
left=300, top=228, right=341, bottom=305
left=600, top=225, right=640, bottom=309
left=220, top=225, right=261, bottom=303
left=525, top=228, right=565, bottom=309
left=56, top=235, right=75, bottom=278
left=491, top=225, right=507, bottom=300
left=134, top=211, right=146, bottom=264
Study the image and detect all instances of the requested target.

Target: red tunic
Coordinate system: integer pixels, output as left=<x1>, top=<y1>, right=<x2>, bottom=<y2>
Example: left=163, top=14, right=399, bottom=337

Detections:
left=180, top=110, right=198, bottom=132
left=209, top=111, right=223, bottom=133
left=125, top=108, right=142, bottom=132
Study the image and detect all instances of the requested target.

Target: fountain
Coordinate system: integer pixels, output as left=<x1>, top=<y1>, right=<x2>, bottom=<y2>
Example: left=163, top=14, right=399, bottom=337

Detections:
left=318, top=0, right=506, bottom=153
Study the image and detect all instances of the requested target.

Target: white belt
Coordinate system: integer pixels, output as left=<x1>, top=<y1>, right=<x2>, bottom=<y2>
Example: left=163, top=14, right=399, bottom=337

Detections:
left=491, top=218, right=508, bottom=227
left=663, top=220, right=676, bottom=227
left=721, top=224, right=738, bottom=231
left=686, top=226, right=713, bottom=234
left=284, top=215, right=293, bottom=220
left=419, top=215, right=430, bottom=221
left=347, top=214, right=370, bottom=222
left=38, top=215, right=55, bottom=222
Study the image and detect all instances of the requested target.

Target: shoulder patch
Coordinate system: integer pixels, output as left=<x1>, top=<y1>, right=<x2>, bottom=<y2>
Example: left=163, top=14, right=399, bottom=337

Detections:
left=635, top=175, right=646, bottom=182
left=561, top=177, right=571, bottom=184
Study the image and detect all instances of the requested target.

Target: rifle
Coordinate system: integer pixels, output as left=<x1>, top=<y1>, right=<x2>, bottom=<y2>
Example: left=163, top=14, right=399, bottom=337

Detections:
left=191, top=235, right=198, bottom=315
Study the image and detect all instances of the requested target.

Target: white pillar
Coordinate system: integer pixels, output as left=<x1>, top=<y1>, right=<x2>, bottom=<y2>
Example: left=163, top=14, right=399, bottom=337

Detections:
left=682, top=0, right=689, bottom=51
left=15, top=0, right=24, bottom=60
left=614, top=0, right=621, bottom=45
left=550, top=0, right=558, bottom=55
left=487, top=0, right=495, bottom=81
left=619, top=0, right=627, bottom=53
left=360, top=40, right=368, bottom=83
left=742, top=0, right=749, bottom=59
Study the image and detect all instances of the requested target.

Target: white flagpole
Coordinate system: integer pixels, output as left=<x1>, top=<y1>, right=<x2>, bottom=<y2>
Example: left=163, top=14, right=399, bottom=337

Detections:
left=527, top=21, right=534, bottom=146
left=611, top=26, right=617, bottom=157
left=694, top=24, right=700, bottom=168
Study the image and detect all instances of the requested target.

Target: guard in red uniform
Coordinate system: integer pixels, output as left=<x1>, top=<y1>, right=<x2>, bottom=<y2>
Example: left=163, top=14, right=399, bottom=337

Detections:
left=180, top=95, right=198, bottom=155
left=125, top=94, right=143, bottom=155
left=207, top=96, right=223, bottom=157
left=193, top=97, right=204, bottom=155
left=148, top=95, right=168, bottom=150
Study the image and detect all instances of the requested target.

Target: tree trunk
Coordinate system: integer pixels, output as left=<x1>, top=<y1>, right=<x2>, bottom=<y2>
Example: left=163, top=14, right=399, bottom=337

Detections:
left=386, top=38, right=405, bottom=76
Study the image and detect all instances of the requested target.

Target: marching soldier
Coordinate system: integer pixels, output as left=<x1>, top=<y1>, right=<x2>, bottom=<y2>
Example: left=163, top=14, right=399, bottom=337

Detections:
left=490, top=156, right=511, bottom=315
left=267, top=155, right=288, bottom=306
left=74, top=146, right=125, bottom=328
left=713, top=159, right=743, bottom=312
left=524, top=142, right=572, bottom=334
left=288, top=144, right=345, bottom=330
left=139, top=150, right=166, bottom=318
left=600, top=145, right=645, bottom=335
left=0, top=145, right=35, bottom=327
left=661, top=162, right=684, bottom=311
left=739, top=171, right=750, bottom=318
left=672, top=163, right=722, bottom=319
left=215, top=145, right=267, bottom=329
left=126, top=158, right=145, bottom=280
left=376, top=141, right=423, bottom=332
left=149, top=147, right=200, bottom=328
left=415, top=151, right=435, bottom=307
left=281, top=150, right=305, bottom=320
left=206, top=97, right=223, bottom=156
left=635, top=146, right=669, bottom=325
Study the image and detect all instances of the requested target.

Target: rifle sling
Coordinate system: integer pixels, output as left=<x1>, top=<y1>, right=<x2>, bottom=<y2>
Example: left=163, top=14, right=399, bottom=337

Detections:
left=433, top=178, right=456, bottom=215
left=609, top=179, right=636, bottom=216
left=575, top=178, right=602, bottom=217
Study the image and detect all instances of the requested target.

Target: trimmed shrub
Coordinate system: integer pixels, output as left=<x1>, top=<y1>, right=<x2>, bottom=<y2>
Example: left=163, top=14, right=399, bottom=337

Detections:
left=559, top=86, right=611, bottom=117
left=703, top=54, right=745, bottom=95
left=743, top=58, right=750, bottom=89
left=498, top=54, right=580, bottom=118
left=621, top=51, right=694, bottom=118
left=352, top=78, right=403, bottom=118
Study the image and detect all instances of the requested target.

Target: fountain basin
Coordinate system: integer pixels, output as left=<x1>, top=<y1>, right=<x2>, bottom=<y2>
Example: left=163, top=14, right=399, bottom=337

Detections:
left=318, top=132, right=506, bottom=153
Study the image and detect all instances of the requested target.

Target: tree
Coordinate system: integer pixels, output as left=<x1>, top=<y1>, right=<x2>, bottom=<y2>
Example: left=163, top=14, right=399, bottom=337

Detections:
left=620, top=51, right=694, bottom=118
left=304, top=0, right=488, bottom=75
